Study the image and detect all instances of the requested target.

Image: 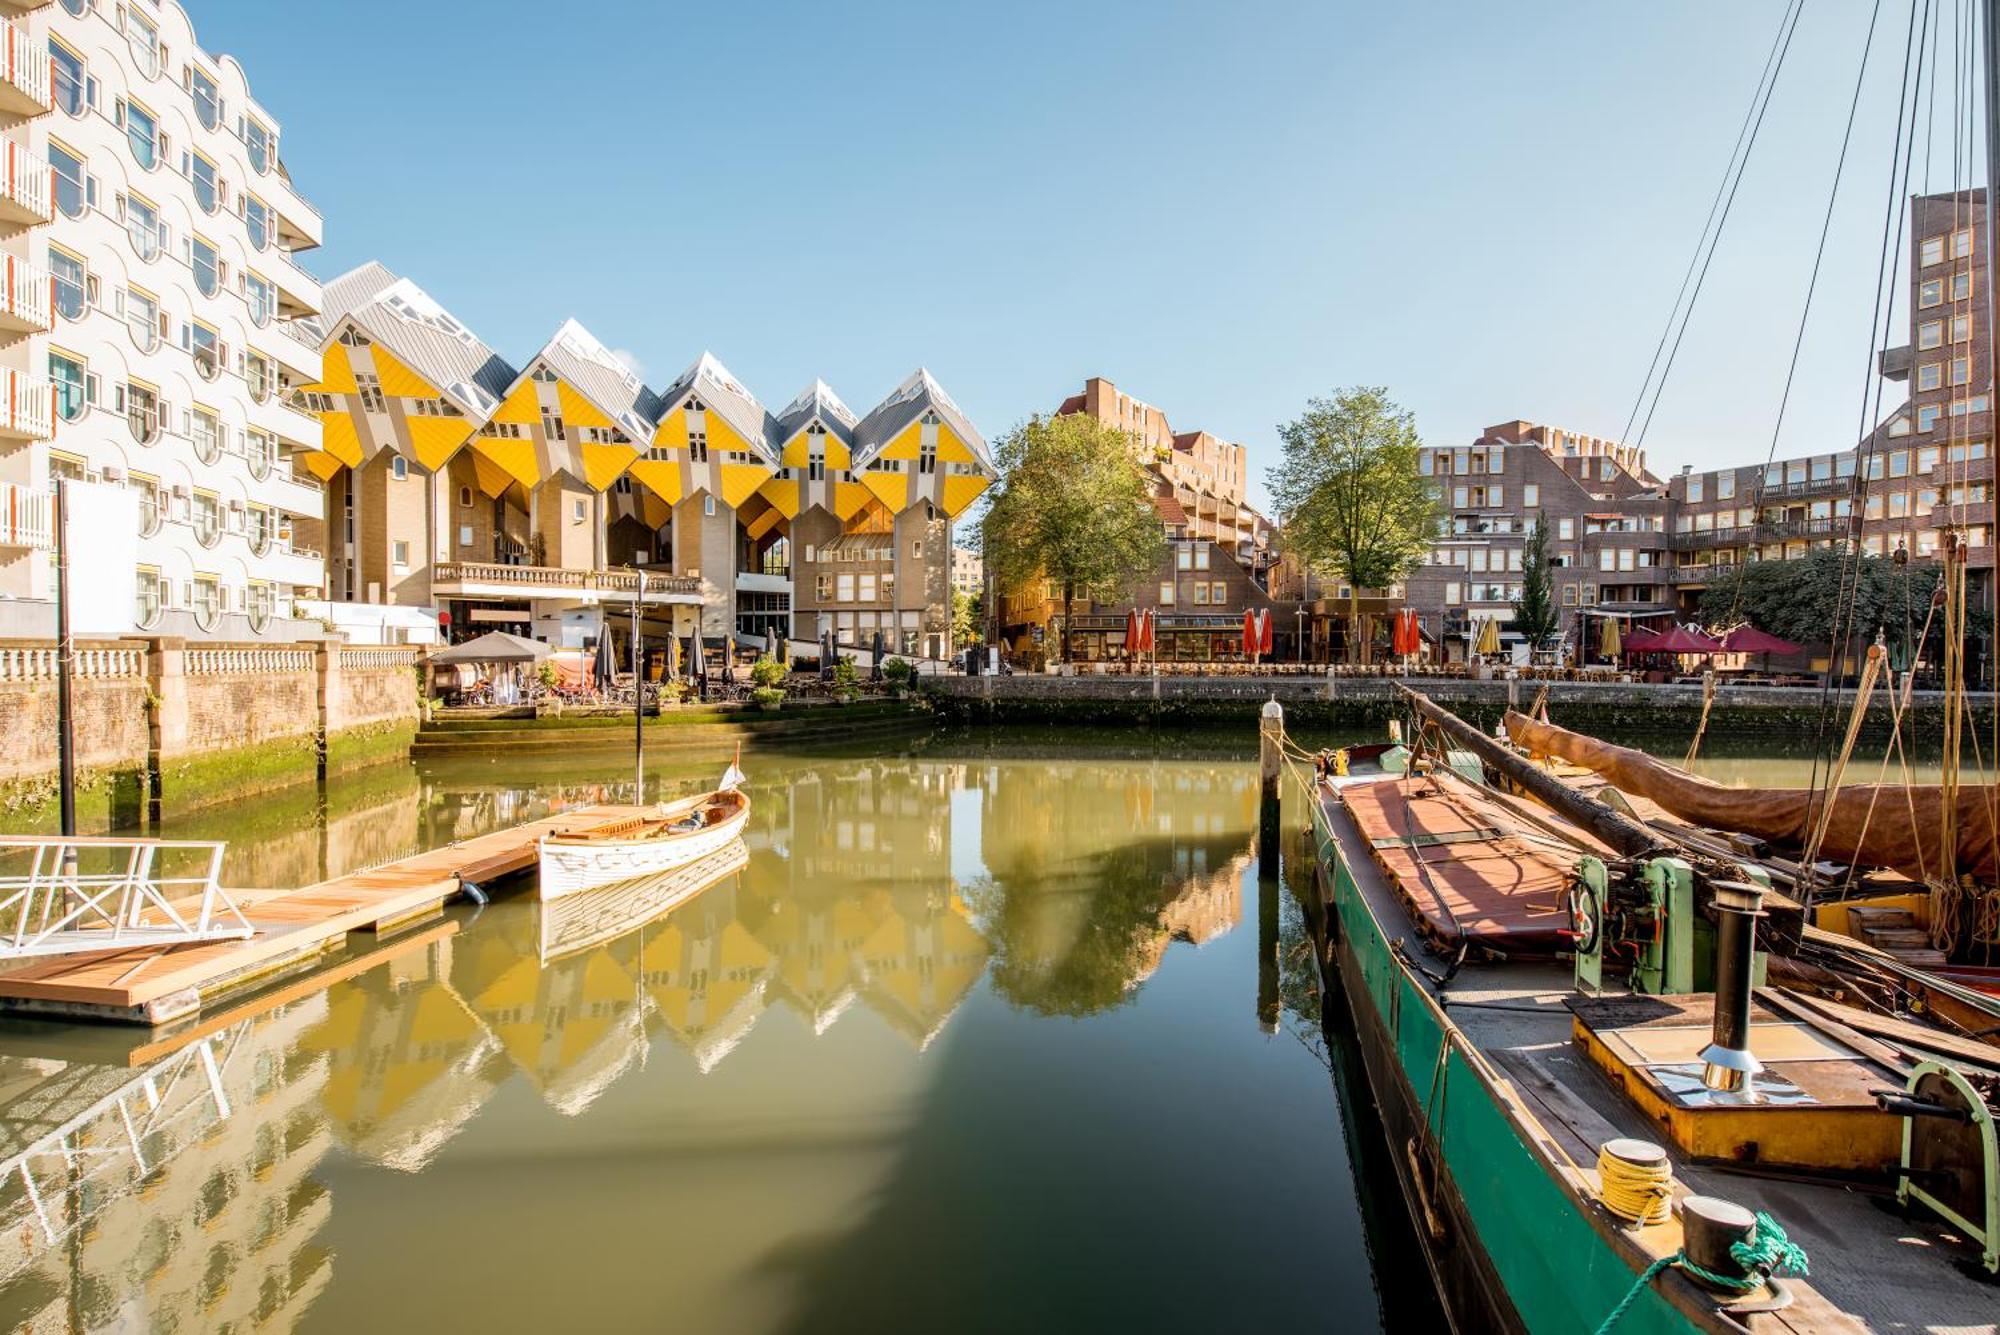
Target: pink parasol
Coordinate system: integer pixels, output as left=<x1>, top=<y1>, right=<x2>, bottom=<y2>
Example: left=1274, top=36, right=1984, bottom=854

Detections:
left=1640, top=625, right=1722, bottom=655
left=1720, top=625, right=1802, bottom=656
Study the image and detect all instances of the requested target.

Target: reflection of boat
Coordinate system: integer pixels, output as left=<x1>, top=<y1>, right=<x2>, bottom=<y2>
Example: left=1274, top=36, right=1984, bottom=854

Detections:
left=538, top=789, right=749, bottom=899
left=538, top=843, right=750, bottom=963
left=1305, top=689, right=2000, bottom=1332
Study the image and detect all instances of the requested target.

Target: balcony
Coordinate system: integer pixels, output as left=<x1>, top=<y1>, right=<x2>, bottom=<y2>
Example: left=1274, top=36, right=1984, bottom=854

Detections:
left=0, top=251, right=47, bottom=334
left=254, top=318, right=322, bottom=381
left=262, top=541, right=325, bottom=591
left=431, top=561, right=704, bottom=604
left=735, top=570, right=790, bottom=595
left=0, top=367, right=49, bottom=440
left=0, top=478, right=47, bottom=548
left=1879, top=343, right=1913, bottom=382
left=0, top=137, right=49, bottom=231
left=270, top=250, right=320, bottom=320
left=0, top=18, right=50, bottom=122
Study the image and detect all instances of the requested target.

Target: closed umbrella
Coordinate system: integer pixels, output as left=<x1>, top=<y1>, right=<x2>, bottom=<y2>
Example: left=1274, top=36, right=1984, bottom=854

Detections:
left=591, top=628, right=616, bottom=694
left=665, top=633, right=681, bottom=681
left=871, top=630, right=886, bottom=681
left=720, top=643, right=734, bottom=685
left=693, top=636, right=708, bottom=698
left=765, top=626, right=779, bottom=663
left=1125, top=608, right=1140, bottom=667
left=1475, top=617, right=1502, bottom=658
left=1599, top=616, right=1621, bottom=662
left=1242, top=609, right=1258, bottom=660
left=1258, top=608, right=1274, bottom=657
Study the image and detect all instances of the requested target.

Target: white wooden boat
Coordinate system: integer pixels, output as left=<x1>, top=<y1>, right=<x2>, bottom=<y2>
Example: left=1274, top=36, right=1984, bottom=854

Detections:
left=538, top=788, right=750, bottom=900
left=536, top=842, right=749, bottom=962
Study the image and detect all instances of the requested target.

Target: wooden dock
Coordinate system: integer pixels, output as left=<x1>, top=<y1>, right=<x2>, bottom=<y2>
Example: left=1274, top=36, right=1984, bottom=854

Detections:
left=0, top=805, right=650, bottom=1027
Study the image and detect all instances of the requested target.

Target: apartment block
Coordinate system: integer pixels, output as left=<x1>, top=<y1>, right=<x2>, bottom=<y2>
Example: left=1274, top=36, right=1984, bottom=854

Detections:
left=0, top=0, right=325, bottom=639
left=303, top=263, right=995, bottom=658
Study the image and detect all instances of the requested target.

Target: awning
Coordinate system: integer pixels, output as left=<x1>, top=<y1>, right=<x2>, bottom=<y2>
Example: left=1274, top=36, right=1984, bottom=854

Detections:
left=430, top=630, right=550, bottom=664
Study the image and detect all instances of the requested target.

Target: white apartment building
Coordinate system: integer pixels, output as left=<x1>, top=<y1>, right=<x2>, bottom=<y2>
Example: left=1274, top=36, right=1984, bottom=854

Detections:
left=950, top=543, right=981, bottom=599
left=0, top=0, right=324, bottom=640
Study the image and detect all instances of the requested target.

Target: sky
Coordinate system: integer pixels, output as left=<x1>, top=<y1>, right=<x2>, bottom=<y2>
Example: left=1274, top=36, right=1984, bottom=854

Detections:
left=199, top=0, right=1975, bottom=510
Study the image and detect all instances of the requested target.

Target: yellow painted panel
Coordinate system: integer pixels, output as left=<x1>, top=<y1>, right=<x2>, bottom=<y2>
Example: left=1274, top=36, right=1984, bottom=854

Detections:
left=705, top=411, right=753, bottom=458
left=746, top=507, right=784, bottom=541
left=627, top=458, right=685, bottom=505
left=471, top=434, right=540, bottom=489
left=756, top=474, right=801, bottom=519
left=303, top=451, right=344, bottom=482
left=492, top=380, right=541, bottom=427
left=718, top=461, right=774, bottom=508
left=580, top=440, right=639, bottom=491
left=779, top=430, right=810, bottom=467
left=370, top=345, right=438, bottom=400
left=406, top=416, right=473, bottom=472
left=826, top=437, right=851, bottom=468
left=319, top=412, right=363, bottom=466
left=942, top=473, right=991, bottom=517
left=640, top=490, right=673, bottom=529
left=316, top=346, right=358, bottom=395
left=834, top=480, right=872, bottom=520
left=861, top=469, right=907, bottom=511
left=651, top=406, right=689, bottom=452
left=935, top=424, right=977, bottom=465
left=469, top=450, right=517, bottom=498
left=557, top=381, right=613, bottom=431
left=877, top=420, right=922, bottom=461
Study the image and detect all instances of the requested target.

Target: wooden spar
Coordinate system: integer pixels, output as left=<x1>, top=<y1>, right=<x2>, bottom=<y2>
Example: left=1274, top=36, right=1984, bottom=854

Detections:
left=1392, top=684, right=1659, bottom=858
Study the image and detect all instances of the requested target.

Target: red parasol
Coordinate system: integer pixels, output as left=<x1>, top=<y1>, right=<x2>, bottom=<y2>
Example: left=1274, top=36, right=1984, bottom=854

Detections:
left=1242, top=609, right=1258, bottom=658
left=1258, top=608, right=1274, bottom=655
left=1137, top=609, right=1155, bottom=655
left=1719, top=625, right=1802, bottom=656
left=1126, top=608, right=1140, bottom=661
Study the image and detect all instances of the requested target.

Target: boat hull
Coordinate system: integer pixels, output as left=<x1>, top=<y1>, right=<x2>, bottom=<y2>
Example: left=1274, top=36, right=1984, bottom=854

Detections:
left=538, top=803, right=748, bottom=901
left=1307, top=794, right=1706, bottom=1335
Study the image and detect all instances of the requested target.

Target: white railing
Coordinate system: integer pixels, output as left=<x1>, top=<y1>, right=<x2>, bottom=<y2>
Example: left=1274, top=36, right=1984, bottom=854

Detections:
left=0, top=19, right=50, bottom=111
left=0, top=366, right=51, bottom=439
left=0, top=478, right=49, bottom=549
left=183, top=646, right=313, bottom=676
left=0, top=137, right=50, bottom=221
left=0, top=252, right=50, bottom=329
left=0, top=837, right=252, bottom=960
left=433, top=561, right=703, bottom=596
left=0, top=643, right=145, bottom=681
left=341, top=646, right=418, bottom=671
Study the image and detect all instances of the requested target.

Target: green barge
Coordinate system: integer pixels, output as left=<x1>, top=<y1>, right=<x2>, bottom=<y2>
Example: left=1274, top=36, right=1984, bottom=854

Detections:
left=1302, top=706, right=2000, bottom=1333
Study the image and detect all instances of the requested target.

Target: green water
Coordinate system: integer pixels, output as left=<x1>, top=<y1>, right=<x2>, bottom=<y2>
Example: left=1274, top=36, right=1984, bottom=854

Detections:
left=0, top=730, right=1444, bottom=1334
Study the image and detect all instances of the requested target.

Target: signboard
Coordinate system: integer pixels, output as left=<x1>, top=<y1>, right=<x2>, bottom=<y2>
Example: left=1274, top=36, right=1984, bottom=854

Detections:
left=62, top=482, right=136, bottom=636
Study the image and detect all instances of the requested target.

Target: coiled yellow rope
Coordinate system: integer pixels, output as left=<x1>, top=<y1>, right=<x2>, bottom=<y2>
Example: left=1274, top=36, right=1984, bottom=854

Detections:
left=1597, top=1139, right=1673, bottom=1226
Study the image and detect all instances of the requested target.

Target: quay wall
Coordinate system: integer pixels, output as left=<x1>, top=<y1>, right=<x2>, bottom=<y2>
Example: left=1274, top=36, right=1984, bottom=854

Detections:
left=921, top=672, right=1991, bottom=742
left=1, top=639, right=422, bottom=832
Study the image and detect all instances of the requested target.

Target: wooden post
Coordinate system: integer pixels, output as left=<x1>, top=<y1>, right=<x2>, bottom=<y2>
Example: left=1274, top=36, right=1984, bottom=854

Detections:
left=1259, top=697, right=1283, bottom=866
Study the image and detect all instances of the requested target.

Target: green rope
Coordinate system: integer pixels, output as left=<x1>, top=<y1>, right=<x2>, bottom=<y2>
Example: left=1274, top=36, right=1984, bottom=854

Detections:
left=1593, top=1212, right=1809, bottom=1335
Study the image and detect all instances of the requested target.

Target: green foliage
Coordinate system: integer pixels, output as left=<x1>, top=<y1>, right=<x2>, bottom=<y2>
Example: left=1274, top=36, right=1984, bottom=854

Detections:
left=882, top=656, right=914, bottom=685
left=1698, top=547, right=1981, bottom=650
left=1511, top=513, right=1561, bottom=649
left=536, top=662, right=557, bottom=690
left=750, top=686, right=786, bottom=711
left=978, top=413, right=1167, bottom=662
left=952, top=589, right=981, bottom=648
left=749, top=655, right=788, bottom=689
left=832, top=659, right=860, bottom=701
left=1269, top=387, right=1437, bottom=662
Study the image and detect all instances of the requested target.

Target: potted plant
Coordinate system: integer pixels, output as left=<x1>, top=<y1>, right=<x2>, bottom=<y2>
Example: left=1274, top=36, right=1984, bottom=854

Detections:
left=881, top=655, right=913, bottom=697
left=832, top=659, right=860, bottom=704
left=749, top=655, right=788, bottom=711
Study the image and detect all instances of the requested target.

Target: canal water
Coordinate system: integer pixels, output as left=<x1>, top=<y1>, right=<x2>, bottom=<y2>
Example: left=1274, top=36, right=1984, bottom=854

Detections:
left=0, top=730, right=1450, bottom=1334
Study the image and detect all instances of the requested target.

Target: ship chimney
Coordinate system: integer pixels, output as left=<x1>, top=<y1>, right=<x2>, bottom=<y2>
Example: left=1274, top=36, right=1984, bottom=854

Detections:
left=1700, top=880, right=1768, bottom=1092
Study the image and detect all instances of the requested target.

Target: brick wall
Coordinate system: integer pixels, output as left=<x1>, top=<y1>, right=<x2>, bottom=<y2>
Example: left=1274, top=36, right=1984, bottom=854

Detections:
left=179, top=646, right=317, bottom=750
left=0, top=643, right=152, bottom=783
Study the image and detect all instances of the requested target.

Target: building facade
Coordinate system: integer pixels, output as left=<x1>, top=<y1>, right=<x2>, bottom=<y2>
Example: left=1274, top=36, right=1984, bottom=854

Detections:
left=301, top=263, right=995, bottom=658
left=0, top=0, right=325, bottom=641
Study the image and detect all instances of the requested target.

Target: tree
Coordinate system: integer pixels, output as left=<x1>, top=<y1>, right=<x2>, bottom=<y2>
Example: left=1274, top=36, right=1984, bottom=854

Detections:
left=978, top=414, right=1166, bottom=663
left=951, top=589, right=981, bottom=649
left=1699, top=546, right=1984, bottom=674
left=1511, top=513, right=1560, bottom=652
left=1269, top=387, right=1438, bottom=663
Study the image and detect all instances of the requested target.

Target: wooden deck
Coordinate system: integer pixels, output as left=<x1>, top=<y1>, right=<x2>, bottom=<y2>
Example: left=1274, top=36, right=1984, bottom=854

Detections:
left=0, top=805, right=650, bottom=1026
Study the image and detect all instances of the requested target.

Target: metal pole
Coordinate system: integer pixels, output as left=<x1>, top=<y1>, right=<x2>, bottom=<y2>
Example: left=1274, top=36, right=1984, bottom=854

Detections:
left=632, top=571, right=644, bottom=804
left=1986, top=0, right=2000, bottom=667
left=55, top=479, right=75, bottom=839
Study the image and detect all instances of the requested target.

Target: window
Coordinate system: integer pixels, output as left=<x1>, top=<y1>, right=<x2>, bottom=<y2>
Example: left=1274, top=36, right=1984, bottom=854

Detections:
left=187, top=321, right=219, bottom=377
left=459, top=486, right=473, bottom=508
left=49, top=247, right=85, bottom=320
left=703, top=495, right=716, bottom=517
left=911, top=538, right=924, bottom=559
left=1921, top=277, right=1944, bottom=308
left=1159, top=582, right=1175, bottom=605
left=1919, top=404, right=1943, bottom=432
left=244, top=273, right=273, bottom=326
left=189, top=67, right=220, bottom=131
left=391, top=456, right=408, bottom=481
left=190, top=408, right=220, bottom=462
left=1557, top=517, right=1575, bottom=540
left=918, top=439, right=936, bottom=474
left=1952, top=314, right=1972, bottom=342
left=123, top=285, right=158, bottom=350
left=49, top=142, right=86, bottom=218
left=1211, top=580, right=1228, bottom=602
left=1193, top=544, right=1209, bottom=570
left=1716, top=472, right=1736, bottom=500
left=242, top=118, right=271, bottom=175
left=1921, top=235, right=1946, bottom=266
left=1952, top=356, right=1972, bottom=386
left=858, top=572, right=877, bottom=601
left=1920, top=362, right=1943, bottom=391
left=126, top=382, right=158, bottom=442
left=1953, top=269, right=1974, bottom=301
left=190, top=236, right=217, bottom=297
left=124, top=101, right=157, bottom=170
left=1192, top=582, right=1209, bottom=606
left=392, top=540, right=409, bottom=569
left=836, top=573, right=854, bottom=602
left=1919, top=320, right=1944, bottom=349
left=125, top=193, right=160, bottom=259
left=50, top=41, right=87, bottom=117
left=1918, top=445, right=1940, bottom=473
left=571, top=498, right=586, bottom=523
left=1953, top=228, right=1974, bottom=258
left=49, top=352, right=86, bottom=421
left=1521, top=483, right=1540, bottom=508
left=243, top=195, right=269, bottom=251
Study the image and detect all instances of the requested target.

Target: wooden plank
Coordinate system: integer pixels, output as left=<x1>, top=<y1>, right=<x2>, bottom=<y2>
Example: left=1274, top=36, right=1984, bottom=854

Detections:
left=0, top=805, right=649, bottom=1023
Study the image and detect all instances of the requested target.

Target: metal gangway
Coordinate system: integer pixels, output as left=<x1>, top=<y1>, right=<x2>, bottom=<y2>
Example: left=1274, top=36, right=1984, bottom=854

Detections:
left=0, top=836, right=254, bottom=959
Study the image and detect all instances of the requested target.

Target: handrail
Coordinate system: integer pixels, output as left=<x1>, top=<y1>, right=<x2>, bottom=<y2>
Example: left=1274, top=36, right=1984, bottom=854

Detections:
left=0, top=837, right=252, bottom=959
left=433, top=561, right=702, bottom=596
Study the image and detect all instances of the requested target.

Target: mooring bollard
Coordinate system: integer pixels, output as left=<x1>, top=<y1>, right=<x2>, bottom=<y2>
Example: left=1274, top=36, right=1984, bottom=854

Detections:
left=1259, top=697, right=1283, bottom=867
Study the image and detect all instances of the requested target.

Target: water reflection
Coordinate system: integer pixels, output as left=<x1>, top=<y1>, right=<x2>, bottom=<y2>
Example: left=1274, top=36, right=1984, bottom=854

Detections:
left=0, top=749, right=1304, bottom=1334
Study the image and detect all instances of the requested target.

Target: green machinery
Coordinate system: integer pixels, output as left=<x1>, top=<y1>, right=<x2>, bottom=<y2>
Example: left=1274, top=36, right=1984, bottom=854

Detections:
left=1566, top=854, right=1769, bottom=997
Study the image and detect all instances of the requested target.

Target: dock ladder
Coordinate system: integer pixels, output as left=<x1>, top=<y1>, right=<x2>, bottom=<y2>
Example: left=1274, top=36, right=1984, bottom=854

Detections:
left=0, top=836, right=253, bottom=959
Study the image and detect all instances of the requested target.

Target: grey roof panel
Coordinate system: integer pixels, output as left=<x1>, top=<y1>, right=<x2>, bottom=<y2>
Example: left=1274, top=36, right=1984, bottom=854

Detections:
left=852, top=368, right=992, bottom=471
left=322, top=262, right=518, bottom=417
left=530, top=318, right=660, bottom=442
left=773, top=378, right=858, bottom=448
left=655, top=352, right=779, bottom=463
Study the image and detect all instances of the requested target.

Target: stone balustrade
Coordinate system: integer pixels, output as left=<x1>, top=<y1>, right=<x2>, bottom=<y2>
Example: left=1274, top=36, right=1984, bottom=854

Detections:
left=183, top=647, right=317, bottom=677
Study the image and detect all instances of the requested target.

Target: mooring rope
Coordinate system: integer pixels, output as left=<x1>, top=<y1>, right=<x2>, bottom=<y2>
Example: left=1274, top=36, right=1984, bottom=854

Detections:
left=1593, top=1211, right=1811, bottom=1335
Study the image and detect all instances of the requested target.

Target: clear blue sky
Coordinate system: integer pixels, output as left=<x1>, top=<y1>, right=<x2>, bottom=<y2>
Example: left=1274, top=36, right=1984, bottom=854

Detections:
left=204, top=0, right=1964, bottom=507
